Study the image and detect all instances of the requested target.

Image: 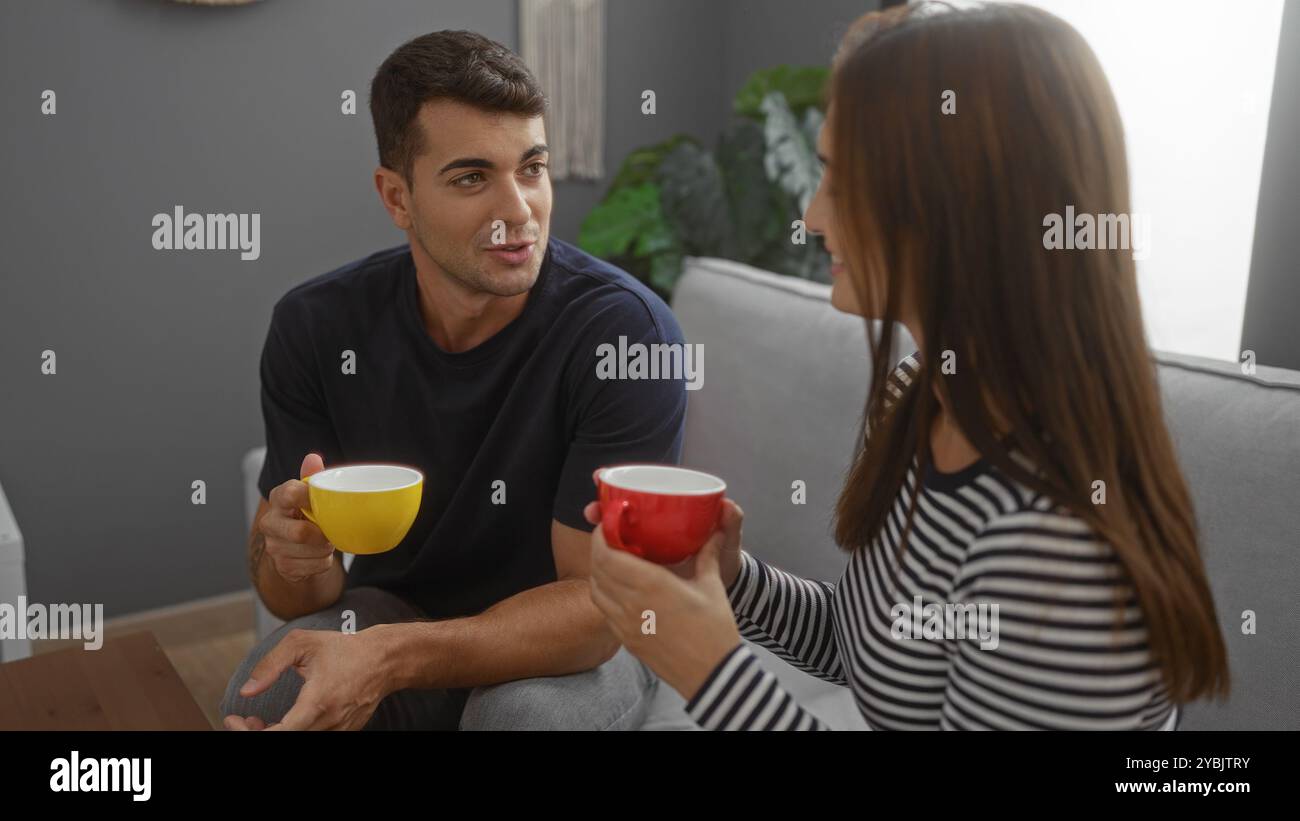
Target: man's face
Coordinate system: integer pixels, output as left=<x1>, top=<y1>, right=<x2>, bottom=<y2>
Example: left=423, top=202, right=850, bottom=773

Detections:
left=398, top=99, right=551, bottom=297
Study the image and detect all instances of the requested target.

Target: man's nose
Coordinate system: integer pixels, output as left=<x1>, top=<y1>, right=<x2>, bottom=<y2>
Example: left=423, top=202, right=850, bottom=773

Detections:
left=494, top=179, right=532, bottom=227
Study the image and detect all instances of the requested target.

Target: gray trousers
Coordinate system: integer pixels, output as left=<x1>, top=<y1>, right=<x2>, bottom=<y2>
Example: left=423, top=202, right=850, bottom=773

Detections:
left=219, top=586, right=657, bottom=730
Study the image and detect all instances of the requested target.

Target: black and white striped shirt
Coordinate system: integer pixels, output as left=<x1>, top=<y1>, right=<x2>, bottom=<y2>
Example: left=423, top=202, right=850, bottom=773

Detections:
left=685, top=354, right=1177, bottom=730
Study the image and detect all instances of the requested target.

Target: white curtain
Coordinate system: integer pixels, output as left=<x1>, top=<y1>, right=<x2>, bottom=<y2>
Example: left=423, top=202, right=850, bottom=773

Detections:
left=519, top=0, right=606, bottom=181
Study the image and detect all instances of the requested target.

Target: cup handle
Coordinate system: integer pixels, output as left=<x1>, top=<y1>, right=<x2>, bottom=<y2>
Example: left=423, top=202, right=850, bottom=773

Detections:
left=601, top=499, right=642, bottom=558
left=298, top=474, right=320, bottom=525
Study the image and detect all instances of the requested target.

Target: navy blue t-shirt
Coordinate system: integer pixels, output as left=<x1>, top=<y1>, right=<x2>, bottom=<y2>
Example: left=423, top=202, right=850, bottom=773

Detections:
left=256, top=238, right=688, bottom=620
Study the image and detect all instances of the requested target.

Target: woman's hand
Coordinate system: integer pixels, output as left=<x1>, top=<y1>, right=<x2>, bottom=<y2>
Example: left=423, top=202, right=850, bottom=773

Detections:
left=691, top=498, right=746, bottom=590
left=581, top=483, right=745, bottom=589
left=582, top=488, right=747, bottom=702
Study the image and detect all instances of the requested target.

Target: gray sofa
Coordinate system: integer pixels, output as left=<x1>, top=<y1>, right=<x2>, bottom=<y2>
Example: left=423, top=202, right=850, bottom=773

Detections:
left=243, top=254, right=1300, bottom=730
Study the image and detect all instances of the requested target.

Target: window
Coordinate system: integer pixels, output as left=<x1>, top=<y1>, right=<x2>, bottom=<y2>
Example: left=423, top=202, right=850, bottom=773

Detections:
left=1004, top=0, right=1286, bottom=361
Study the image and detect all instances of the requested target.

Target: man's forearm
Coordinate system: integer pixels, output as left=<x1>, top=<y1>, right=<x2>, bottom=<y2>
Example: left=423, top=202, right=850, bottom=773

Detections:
left=374, top=578, right=619, bottom=691
left=249, top=530, right=346, bottom=621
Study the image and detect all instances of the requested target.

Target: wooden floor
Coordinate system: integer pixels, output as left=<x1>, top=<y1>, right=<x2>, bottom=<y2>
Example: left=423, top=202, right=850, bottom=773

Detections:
left=31, top=591, right=256, bottom=730
left=161, top=630, right=255, bottom=729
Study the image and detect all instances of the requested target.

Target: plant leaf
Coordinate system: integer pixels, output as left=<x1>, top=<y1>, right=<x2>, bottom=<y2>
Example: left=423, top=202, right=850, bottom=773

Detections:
left=801, top=105, right=825, bottom=153
left=648, top=250, right=684, bottom=295
left=658, top=141, right=735, bottom=258
left=607, top=134, right=700, bottom=193
left=761, top=91, right=823, bottom=214
left=577, top=183, right=666, bottom=259
left=633, top=212, right=677, bottom=257
left=734, top=65, right=830, bottom=120
left=717, top=120, right=784, bottom=263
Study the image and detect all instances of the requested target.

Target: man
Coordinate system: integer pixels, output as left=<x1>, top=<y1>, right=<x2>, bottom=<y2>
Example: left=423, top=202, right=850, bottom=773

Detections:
left=219, top=30, right=687, bottom=730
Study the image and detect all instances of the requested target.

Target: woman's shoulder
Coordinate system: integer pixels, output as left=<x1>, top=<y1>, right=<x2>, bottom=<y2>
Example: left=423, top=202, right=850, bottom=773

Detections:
left=959, top=482, right=1130, bottom=590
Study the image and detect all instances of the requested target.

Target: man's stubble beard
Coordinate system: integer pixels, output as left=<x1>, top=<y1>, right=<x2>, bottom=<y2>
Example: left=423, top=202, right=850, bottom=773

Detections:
left=411, top=218, right=545, bottom=299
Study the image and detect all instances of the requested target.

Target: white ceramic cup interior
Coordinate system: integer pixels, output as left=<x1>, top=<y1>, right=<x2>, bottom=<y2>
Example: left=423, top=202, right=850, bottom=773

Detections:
left=599, top=465, right=725, bottom=495
left=305, top=465, right=423, bottom=492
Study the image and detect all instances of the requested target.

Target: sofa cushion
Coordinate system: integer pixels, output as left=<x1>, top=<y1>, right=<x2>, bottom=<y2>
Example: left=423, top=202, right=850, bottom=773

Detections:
left=1151, top=351, right=1300, bottom=730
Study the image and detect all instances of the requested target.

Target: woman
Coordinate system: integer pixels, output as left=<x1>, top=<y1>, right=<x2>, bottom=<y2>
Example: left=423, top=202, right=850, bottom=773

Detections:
left=584, top=1, right=1229, bottom=730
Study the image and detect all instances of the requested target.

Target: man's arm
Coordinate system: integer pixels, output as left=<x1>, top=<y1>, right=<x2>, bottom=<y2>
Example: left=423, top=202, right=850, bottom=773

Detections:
left=248, top=496, right=346, bottom=622
left=374, top=519, right=619, bottom=690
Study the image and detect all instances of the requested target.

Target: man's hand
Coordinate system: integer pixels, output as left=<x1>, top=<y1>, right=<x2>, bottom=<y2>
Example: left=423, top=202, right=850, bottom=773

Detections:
left=222, top=626, right=395, bottom=731
left=259, top=453, right=337, bottom=584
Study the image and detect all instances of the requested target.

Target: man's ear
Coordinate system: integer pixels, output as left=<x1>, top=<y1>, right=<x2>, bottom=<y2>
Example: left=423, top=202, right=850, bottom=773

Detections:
left=374, top=166, right=413, bottom=231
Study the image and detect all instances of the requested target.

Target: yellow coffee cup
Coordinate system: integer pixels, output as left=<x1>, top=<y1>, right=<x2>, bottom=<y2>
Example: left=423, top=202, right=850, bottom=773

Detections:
left=299, top=464, right=423, bottom=555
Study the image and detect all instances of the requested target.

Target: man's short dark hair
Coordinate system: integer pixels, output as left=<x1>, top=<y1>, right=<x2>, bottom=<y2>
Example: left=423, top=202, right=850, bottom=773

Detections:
left=369, top=30, right=547, bottom=186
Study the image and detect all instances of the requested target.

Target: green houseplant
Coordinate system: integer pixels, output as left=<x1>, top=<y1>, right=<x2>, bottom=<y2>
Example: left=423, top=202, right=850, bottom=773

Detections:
left=577, top=65, right=831, bottom=300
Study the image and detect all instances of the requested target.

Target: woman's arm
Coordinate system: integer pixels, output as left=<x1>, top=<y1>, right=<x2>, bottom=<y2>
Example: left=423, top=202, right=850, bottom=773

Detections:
left=685, top=643, right=832, bottom=730
left=726, top=551, right=845, bottom=685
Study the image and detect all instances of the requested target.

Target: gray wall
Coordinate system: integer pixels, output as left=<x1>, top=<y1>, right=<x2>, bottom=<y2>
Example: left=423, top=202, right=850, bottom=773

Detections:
left=0, top=0, right=873, bottom=616
left=722, top=0, right=877, bottom=107
left=1242, top=0, right=1300, bottom=371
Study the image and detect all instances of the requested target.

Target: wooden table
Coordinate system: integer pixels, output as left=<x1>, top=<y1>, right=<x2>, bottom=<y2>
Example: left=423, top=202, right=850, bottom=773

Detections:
left=0, top=630, right=211, bottom=730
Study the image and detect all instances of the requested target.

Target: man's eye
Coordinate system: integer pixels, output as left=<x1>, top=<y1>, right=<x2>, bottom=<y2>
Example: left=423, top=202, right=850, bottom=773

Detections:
left=453, top=172, right=485, bottom=187
left=523, top=162, right=547, bottom=177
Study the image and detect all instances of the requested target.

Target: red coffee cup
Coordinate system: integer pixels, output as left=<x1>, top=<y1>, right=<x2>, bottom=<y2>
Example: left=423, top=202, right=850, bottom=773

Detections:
left=596, top=464, right=727, bottom=564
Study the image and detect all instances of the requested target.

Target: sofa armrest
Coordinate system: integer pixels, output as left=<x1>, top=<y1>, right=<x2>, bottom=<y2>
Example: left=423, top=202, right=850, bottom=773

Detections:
left=0, top=478, right=31, bottom=662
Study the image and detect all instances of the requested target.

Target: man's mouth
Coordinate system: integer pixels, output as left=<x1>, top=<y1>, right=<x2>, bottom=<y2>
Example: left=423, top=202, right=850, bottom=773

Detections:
left=484, top=241, right=536, bottom=266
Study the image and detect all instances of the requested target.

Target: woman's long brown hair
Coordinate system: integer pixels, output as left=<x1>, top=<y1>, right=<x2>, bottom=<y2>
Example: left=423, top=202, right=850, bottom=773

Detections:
left=830, top=2, right=1229, bottom=704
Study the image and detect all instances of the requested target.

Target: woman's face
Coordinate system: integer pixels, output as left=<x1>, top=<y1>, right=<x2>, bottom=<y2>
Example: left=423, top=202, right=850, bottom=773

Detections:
left=804, top=108, right=864, bottom=317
